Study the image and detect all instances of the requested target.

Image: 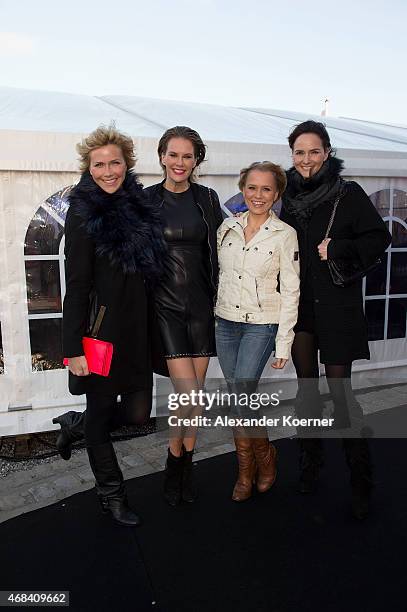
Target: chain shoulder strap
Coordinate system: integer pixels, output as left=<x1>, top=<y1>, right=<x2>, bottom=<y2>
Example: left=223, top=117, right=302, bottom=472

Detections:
left=324, top=195, right=341, bottom=240
left=207, top=186, right=213, bottom=209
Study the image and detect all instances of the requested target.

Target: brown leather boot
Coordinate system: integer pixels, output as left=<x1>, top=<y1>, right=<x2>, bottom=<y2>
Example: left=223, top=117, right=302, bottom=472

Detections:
left=232, top=436, right=256, bottom=502
left=252, top=438, right=277, bottom=493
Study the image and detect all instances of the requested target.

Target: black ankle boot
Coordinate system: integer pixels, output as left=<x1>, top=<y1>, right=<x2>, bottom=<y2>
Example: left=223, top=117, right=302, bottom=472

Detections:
left=163, top=448, right=183, bottom=506
left=87, top=442, right=141, bottom=527
left=343, top=438, right=372, bottom=520
left=298, top=438, right=324, bottom=494
left=181, top=446, right=197, bottom=503
left=99, top=491, right=141, bottom=526
left=52, top=411, right=85, bottom=460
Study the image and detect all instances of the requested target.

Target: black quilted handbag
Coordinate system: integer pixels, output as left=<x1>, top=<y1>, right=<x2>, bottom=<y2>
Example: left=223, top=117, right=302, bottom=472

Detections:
left=324, top=196, right=380, bottom=288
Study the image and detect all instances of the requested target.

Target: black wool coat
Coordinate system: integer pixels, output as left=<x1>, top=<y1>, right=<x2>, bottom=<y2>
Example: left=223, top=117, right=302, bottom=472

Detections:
left=280, top=180, right=391, bottom=364
left=63, top=171, right=167, bottom=395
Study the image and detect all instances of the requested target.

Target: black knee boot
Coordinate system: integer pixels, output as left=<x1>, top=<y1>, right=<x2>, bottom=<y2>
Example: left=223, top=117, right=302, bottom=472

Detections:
left=298, top=438, right=324, bottom=494
left=87, top=442, right=141, bottom=527
left=52, top=411, right=85, bottom=460
left=163, top=448, right=184, bottom=506
left=343, top=438, right=372, bottom=520
left=295, top=383, right=324, bottom=494
left=181, top=446, right=197, bottom=503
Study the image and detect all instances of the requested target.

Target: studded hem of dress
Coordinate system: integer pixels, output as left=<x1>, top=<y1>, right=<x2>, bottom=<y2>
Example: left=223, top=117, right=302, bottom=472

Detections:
left=165, top=351, right=216, bottom=359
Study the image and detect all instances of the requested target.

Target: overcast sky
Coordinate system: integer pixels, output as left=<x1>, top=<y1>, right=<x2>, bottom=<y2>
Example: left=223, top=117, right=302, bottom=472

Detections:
left=1, top=0, right=406, bottom=125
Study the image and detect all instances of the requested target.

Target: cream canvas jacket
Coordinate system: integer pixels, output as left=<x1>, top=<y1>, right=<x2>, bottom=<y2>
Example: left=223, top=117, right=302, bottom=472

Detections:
left=215, top=210, right=300, bottom=360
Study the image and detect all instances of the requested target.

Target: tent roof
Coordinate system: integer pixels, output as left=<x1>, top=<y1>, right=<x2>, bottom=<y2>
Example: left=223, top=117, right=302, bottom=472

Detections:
left=1, top=86, right=407, bottom=152
left=1, top=87, right=406, bottom=176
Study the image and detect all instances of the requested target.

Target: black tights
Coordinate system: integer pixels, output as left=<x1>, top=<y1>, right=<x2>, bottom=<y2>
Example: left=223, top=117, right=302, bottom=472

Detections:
left=292, top=331, right=354, bottom=426
left=85, top=389, right=152, bottom=446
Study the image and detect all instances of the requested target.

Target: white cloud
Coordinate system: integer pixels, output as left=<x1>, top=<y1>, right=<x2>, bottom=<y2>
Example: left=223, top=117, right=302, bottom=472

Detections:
left=0, top=32, right=35, bottom=56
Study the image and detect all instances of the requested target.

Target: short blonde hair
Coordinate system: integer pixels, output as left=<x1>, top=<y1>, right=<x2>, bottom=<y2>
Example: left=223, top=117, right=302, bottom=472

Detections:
left=238, top=161, right=287, bottom=196
left=76, top=124, right=136, bottom=174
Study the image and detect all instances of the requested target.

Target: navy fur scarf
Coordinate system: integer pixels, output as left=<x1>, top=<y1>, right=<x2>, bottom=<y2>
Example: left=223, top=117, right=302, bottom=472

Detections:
left=69, top=171, right=167, bottom=281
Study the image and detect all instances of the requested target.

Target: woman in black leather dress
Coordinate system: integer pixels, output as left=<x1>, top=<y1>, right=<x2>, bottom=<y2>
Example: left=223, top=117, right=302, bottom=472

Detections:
left=145, top=126, right=223, bottom=506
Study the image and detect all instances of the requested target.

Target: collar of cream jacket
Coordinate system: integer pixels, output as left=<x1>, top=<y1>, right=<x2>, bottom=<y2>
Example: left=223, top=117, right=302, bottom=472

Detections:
left=218, top=209, right=285, bottom=245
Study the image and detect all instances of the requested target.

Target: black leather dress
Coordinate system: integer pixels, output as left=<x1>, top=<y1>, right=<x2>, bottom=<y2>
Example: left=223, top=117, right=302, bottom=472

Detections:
left=154, top=187, right=216, bottom=358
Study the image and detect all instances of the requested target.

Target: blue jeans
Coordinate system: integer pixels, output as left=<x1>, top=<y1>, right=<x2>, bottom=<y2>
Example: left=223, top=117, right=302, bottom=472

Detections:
left=215, top=317, right=278, bottom=417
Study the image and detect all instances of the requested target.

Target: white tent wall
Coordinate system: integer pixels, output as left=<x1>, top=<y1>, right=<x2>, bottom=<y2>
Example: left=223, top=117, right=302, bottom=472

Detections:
left=0, top=124, right=406, bottom=435
left=337, top=173, right=407, bottom=376
left=0, top=169, right=79, bottom=437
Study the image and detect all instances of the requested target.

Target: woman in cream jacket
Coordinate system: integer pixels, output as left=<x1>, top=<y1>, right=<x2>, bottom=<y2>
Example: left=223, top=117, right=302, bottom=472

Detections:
left=215, top=161, right=300, bottom=502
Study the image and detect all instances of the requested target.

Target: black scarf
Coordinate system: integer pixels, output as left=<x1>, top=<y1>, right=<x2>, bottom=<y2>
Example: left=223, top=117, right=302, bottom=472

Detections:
left=69, top=171, right=167, bottom=281
left=282, top=157, right=345, bottom=228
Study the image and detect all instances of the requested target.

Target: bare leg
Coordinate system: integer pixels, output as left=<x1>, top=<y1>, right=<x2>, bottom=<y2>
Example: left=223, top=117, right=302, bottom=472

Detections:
left=184, top=356, right=210, bottom=450
left=166, top=356, right=210, bottom=454
left=192, top=356, right=210, bottom=388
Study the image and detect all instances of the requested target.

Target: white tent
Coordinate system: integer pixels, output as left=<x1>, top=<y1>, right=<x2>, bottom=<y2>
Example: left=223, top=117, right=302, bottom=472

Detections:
left=0, top=86, right=406, bottom=435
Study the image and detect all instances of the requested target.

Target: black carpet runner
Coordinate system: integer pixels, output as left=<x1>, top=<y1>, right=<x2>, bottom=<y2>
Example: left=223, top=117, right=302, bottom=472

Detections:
left=1, top=434, right=406, bottom=611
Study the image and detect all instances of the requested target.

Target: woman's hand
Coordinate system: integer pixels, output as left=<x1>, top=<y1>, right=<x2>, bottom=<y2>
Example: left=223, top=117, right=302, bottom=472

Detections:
left=271, top=358, right=288, bottom=369
left=68, top=355, right=90, bottom=376
left=317, top=238, right=331, bottom=261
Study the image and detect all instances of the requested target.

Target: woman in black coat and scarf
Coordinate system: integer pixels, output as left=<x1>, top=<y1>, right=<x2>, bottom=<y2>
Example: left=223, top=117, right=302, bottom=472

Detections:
left=53, top=125, right=166, bottom=526
left=280, top=120, right=391, bottom=519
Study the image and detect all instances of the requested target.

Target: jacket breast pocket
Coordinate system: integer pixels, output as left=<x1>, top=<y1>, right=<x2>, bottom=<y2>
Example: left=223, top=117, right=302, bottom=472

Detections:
left=255, top=244, right=279, bottom=276
left=218, top=240, right=236, bottom=270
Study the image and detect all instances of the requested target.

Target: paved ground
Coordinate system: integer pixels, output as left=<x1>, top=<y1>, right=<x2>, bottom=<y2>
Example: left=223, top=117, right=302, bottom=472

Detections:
left=1, top=384, right=405, bottom=524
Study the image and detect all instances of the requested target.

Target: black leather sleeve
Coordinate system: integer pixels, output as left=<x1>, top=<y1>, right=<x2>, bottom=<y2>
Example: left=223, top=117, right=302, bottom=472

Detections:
left=209, top=188, right=224, bottom=229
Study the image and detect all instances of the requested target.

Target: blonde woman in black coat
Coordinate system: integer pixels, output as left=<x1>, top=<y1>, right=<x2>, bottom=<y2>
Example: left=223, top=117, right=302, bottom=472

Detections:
left=280, top=120, right=391, bottom=519
left=53, top=125, right=166, bottom=526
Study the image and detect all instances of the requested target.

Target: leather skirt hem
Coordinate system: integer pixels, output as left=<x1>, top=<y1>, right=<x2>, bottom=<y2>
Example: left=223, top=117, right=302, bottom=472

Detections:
left=165, top=351, right=216, bottom=359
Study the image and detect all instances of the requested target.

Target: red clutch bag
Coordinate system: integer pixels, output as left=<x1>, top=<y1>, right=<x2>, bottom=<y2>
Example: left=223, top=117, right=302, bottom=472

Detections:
left=63, top=306, right=113, bottom=377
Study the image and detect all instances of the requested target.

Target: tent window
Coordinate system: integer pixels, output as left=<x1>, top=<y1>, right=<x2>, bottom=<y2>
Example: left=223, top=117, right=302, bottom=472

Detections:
left=388, top=299, right=407, bottom=339
left=364, top=188, right=407, bottom=341
left=365, top=300, right=385, bottom=341
left=29, top=319, right=63, bottom=371
left=392, top=221, right=407, bottom=248
left=24, top=187, right=73, bottom=372
left=391, top=190, right=407, bottom=247
left=365, top=253, right=387, bottom=296
left=369, top=189, right=390, bottom=219
left=24, top=206, right=64, bottom=255
left=390, top=252, right=407, bottom=294
left=25, top=260, right=62, bottom=314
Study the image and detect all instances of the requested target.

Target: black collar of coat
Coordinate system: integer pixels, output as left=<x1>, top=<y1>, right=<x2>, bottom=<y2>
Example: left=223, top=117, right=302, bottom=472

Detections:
left=68, top=171, right=167, bottom=279
left=144, top=179, right=210, bottom=209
